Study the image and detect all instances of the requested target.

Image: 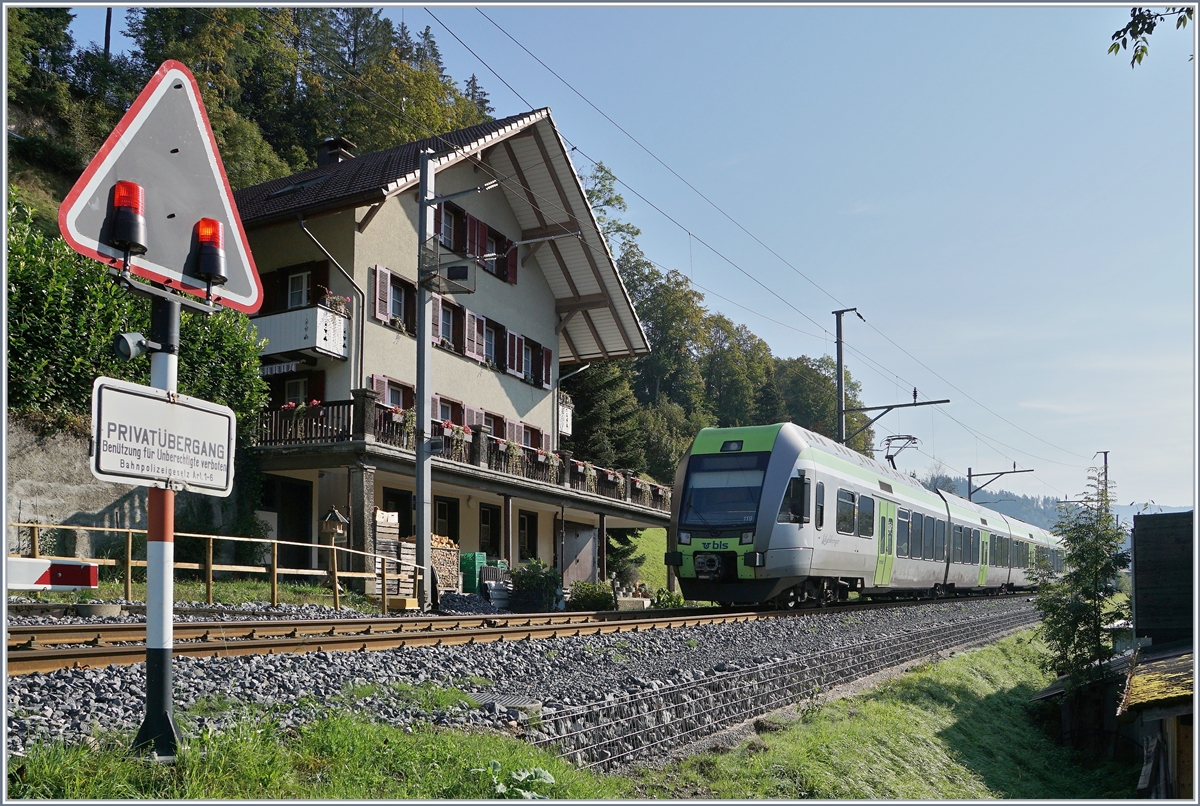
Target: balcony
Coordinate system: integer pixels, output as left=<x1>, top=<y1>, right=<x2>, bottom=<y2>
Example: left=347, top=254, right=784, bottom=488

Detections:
left=251, top=402, right=672, bottom=515
left=253, top=304, right=349, bottom=360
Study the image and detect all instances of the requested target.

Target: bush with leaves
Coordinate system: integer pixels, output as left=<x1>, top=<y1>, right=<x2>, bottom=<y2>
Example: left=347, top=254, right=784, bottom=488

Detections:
left=651, top=587, right=686, bottom=609
left=1032, top=467, right=1130, bottom=689
left=566, top=580, right=614, bottom=611
left=471, top=760, right=556, bottom=799
left=508, top=559, right=561, bottom=613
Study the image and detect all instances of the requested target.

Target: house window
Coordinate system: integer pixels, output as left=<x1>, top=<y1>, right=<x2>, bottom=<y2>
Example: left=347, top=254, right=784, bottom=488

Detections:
left=479, top=504, right=501, bottom=558
left=484, top=326, right=496, bottom=364
left=522, top=343, right=532, bottom=379
left=518, top=510, right=538, bottom=561
left=434, top=496, right=459, bottom=543
left=439, top=400, right=453, bottom=422
left=387, top=383, right=405, bottom=408
left=484, top=414, right=498, bottom=436
left=284, top=378, right=306, bottom=405
left=288, top=271, right=310, bottom=309
left=485, top=233, right=498, bottom=274
left=440, top=305, right=453, bottom=342
left=439, top=205, right=455, bottom=249
left=389, top=278, right=405, bottom=320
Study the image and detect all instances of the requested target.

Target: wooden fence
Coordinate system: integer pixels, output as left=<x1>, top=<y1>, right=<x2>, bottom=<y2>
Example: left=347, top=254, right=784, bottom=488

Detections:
left=6, top=521, right=422, bottom=615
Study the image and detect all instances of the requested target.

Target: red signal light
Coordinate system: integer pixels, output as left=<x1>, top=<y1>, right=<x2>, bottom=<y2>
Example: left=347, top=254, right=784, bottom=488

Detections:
left=112, top=181, right=145, bottom=214
left=195, top=218, right=223, bottom=248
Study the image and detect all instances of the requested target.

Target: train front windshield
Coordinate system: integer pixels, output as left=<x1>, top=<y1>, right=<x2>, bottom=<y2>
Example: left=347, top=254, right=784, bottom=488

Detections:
left=679, top=452, right=771, bottom=529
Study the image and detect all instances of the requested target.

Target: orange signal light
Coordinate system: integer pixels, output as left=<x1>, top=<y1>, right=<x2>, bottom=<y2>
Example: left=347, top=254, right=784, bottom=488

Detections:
left=195, top=218, right=223, bottom=248
left=112, top=181, right=145, bottom=214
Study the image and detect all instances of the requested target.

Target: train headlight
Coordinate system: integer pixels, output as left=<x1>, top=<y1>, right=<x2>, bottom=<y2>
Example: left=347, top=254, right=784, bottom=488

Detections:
left=740, top=531, right=754, bottom=544
left=678, top=531, right=691, bottom=545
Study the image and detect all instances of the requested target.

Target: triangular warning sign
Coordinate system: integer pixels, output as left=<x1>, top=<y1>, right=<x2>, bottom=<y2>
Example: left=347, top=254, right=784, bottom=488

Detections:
left=59, top=60, right=262, bottom=313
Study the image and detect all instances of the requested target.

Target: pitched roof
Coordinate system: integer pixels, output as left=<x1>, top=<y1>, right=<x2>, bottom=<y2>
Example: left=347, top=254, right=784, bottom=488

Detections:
left=234, top=110, right=649, bottom=362
left=233, top=111, right=548, bottom=227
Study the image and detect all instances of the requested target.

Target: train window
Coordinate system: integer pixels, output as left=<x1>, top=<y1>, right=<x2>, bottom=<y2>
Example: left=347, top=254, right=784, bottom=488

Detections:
left=815, top=482, right=825, bottom=529
left=896, top=509, right=910, bottom=556
left=857, top=495, right=875, bottom=537
left=952, top=525, right=963, bottom=563
left=923, top=516, right=935, bottom=560
left=836, top=489, right=856, bottom=534
left=909, top=512, right=923, bottom=558
left=988, top=535, right=996, bottom=566
left=776, top=475, right=810, bottom=524
left=971, top=529, right=981, bottom=565
left=934, top=519, right=946, bottom=561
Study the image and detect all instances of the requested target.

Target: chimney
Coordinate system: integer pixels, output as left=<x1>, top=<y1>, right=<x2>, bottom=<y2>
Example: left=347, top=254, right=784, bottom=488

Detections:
left=316, top=136, right=356, bottom=167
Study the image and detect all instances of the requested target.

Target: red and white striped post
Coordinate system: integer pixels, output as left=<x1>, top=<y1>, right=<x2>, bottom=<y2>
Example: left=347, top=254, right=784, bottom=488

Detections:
left=131, top=295, right=183, bottom=758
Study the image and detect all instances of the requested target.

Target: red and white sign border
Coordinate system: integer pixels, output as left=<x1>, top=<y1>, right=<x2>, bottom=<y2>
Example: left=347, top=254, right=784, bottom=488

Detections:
left=58, top=60, right=262, bottom=313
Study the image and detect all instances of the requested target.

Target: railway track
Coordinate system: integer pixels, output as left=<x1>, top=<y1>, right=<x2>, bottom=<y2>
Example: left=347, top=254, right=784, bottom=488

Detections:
left=5, top=597, right=968, bottom=676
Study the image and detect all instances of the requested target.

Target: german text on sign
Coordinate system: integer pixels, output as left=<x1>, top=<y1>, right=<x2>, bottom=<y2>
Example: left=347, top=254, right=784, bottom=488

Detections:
left=91, top=377, right=236, bottom=496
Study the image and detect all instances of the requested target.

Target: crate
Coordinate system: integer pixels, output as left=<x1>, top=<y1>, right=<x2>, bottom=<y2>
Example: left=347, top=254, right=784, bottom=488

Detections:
left=460, top=552, right=487, bottom=593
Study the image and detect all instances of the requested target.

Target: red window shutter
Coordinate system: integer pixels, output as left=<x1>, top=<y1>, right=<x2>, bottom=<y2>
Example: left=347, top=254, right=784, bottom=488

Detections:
left=507, top=331, right=519, bottom=374
left=431, top=294, right=442, bottom=345
left=432, top=395, right=441, bottom=422
left=506, top=421, right=519, bottom=443
left=403, top=280, right=416, bottom=332
left=462, top=213, right=475, bottom=256
left=474, top=315, right=486, bottom=362
left=434, top=204, right=443, bottom=237
left=374, top=266, right=390, bottom=321
left=475, top=218, right=489, bottom=265
left=464, top=311, right=477, bottom=358
left=542, top=347, right=552, bottom=389
left=370, top=374, right=386, bottom=397
left=506, top=245, right=518, bottom=284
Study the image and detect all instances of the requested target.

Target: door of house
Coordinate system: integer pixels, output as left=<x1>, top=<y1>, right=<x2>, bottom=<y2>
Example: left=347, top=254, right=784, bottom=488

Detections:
left=559, top=519, right=597, bottom=586
left=263, top=475, right=312, bottom=573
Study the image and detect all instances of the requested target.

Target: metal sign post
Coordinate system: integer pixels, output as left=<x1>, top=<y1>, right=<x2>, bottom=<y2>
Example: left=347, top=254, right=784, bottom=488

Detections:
left=415, top=150, right=435, bottom=611
left=61, top=60, right=260, bottom=761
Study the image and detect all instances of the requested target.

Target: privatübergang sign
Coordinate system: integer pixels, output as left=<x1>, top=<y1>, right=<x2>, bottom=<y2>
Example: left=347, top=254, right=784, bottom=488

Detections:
left=90, top=376, right=236, bottom=496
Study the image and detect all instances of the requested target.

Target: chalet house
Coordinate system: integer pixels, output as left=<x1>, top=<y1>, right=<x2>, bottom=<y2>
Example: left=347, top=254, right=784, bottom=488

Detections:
left=232, top=110, right=670, bottom=588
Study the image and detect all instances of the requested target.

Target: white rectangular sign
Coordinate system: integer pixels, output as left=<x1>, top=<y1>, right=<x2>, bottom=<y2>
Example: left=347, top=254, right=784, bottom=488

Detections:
left=90, top=377, right=236, bottom=496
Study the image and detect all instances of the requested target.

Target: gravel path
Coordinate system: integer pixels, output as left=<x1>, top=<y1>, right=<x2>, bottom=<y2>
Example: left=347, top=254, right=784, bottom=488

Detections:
left=5, top=595, right=1037, bottom=757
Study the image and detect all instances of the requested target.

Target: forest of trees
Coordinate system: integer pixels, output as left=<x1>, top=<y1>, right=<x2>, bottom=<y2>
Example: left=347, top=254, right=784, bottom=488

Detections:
left=6, top=8, right=494, bottom=189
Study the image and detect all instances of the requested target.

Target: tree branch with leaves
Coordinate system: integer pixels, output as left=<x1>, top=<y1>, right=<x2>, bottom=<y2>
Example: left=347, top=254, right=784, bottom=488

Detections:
left=1109, top=6, right=1194, bottom=67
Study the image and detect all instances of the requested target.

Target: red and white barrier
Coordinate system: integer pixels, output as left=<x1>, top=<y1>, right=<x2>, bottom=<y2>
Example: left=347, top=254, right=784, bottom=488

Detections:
left=7, top=557, right=99, bottom=591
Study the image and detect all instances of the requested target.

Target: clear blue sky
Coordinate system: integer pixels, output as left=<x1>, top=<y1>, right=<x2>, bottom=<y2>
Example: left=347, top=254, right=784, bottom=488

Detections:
left=70, top=6, right=1196, bottom=507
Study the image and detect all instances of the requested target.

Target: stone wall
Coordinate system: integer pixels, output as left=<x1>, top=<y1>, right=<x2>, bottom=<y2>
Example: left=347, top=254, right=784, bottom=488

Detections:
left=527, top=605, right=1040, bottom=769
left=6, top=418, right=234, bottom=558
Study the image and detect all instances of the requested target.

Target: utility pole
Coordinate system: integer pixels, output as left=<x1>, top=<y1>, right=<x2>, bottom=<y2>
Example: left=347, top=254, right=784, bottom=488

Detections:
left=415, top=149, right=436, bottom=611
left=832, top=308, right=856, bottom=444
left=832, top=308, right=949, bottom=447
left=1095, top=451, right=1110, bottom=511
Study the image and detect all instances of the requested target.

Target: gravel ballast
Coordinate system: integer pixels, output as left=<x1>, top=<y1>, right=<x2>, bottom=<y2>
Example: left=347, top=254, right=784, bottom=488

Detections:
left=5, top=595, right=1038, bottom=758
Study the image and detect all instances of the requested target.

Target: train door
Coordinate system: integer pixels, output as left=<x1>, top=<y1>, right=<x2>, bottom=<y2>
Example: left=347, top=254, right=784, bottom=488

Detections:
left=873, top=500, right=896, bottom=586
left=978, top=533, right=989, bottom=587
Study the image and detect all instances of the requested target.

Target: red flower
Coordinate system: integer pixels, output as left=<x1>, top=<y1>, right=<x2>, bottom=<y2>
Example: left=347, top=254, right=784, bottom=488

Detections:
left=281, top=402, right=296, bottom=410
left=309, top=399, right=321, bottom=407
left=463, top=425, right=472, bottom=435
left=441, top=419, right=453, bottom=429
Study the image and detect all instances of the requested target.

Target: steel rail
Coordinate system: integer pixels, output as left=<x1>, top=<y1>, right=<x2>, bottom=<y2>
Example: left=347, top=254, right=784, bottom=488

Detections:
left=6, top=594, right=1025, bottom=676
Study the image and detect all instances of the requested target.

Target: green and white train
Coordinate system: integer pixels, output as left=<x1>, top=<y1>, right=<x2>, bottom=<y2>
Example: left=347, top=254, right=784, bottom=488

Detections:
left=665, top=423, right=1063, bottom=606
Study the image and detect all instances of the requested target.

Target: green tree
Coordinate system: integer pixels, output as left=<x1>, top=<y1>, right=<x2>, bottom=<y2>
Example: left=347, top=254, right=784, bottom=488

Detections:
left=1109, top=6, right=1193, bottom=67
left=775, top=354, right=874, bottom=455
left=1032, top=468, right=1131, bottom=688
left=561, top=360, right=646, bottom=474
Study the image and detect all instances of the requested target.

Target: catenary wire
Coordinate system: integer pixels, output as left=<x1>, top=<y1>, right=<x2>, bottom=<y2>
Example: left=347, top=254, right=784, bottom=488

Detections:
left=465, top=8, right=1093, bottom=465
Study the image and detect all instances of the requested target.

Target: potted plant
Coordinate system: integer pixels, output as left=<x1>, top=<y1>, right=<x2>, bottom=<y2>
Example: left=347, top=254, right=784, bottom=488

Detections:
left=387, top=405, right=403, bottom=424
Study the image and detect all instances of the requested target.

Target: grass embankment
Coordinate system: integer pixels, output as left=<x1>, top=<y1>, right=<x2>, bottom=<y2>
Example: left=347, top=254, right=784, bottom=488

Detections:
left=629, top=631, right=1140, bottom=799
left=633, top=527, right=667, bottom=592
left=8, top=714, right=623, bottom=800
left=9, top=629, right=1140, bottom=799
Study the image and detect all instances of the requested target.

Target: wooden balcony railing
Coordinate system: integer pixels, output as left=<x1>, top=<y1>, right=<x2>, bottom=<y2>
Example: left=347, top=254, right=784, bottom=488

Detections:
left=253, top=402, right=672, bottom=513
left=255, top=400, right=353, bottom=445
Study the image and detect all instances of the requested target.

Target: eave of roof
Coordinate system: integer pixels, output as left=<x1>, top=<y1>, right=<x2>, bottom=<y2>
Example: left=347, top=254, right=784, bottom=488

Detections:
left=234, top=111, right=650, bottom=361
left=1118, top=647, right=1193, bottom=715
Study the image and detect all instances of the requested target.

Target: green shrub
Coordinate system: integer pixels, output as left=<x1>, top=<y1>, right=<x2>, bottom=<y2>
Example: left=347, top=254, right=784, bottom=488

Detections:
left=509, top=559, right=560, bottom=613
left=567, top=581, right=615, bottom=611
left=651, top=587, right=686, bottom=609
